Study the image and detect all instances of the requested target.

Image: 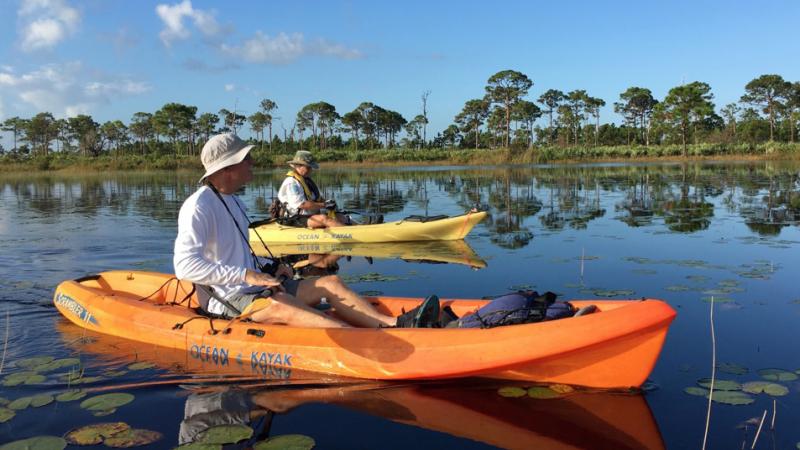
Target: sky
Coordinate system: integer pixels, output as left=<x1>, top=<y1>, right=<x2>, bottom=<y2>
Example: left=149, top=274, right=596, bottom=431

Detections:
left=1, top=0, right=799, bottom=142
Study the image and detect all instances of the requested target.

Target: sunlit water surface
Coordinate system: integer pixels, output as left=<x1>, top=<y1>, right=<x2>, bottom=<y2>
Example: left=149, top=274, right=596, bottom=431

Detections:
left=1, top=161, right=799, bottom=449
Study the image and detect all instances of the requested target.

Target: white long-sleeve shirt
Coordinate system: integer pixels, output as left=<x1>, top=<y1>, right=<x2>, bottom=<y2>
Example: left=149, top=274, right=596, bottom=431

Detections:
left=278, top=176, right=320, bottom=215
left=174, top=186, right=266, bottom=314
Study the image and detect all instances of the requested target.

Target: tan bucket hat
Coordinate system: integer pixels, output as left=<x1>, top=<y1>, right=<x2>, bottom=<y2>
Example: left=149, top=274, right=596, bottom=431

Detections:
left=287, top=150, right=319, bottom=169
left=200, top=133, right=254, bottom=182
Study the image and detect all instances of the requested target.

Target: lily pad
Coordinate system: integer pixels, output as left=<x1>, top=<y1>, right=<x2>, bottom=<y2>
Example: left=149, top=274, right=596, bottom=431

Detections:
left=549, top=384, right=574, bottom=394
left=103, top=429, right=163, bottom=448
left=717, top=362, right=748, bottom=375
left=710, top=390, right=754, bottom=405
left=0, top=436, right=66, bottom=450
left=30, top=394, right=54, bottom=408
left=697, top=378, right=741, bottom=391
left=198, top=424, right=253, bottom=444
left=665, top=285, right=690, bottom=292
left=508, top=284, right=535, bottom=291
left=69, top=376, right=105, bottom=385
left=0, top=407, right=15, bottom=423
left=0, top=397, right=8, bottom=406
left=684, top=386, right=710, bottom=397
left=528, top=386, right=561, bottom=399
left=126, top=362, right=155, bottom=371
left=33, top=358, right=81, bottom=373
left=701, top=296, right=734, bottom=303
left=592, top=289, right=635, bottom=297
left=8, top=397, right=33, bottom=410
left=80, top=393, right=135, bottom=411
left=3, top=371, right=44, bottom=387
left=358, top=290, right=383, bottom=297
left=742, top=381, right=789, bottom=396
left=497, top=387, right=526, bottom=398
left=16, top=356, right=55, bottom=369
left=254, top=435, right=316, bottom=450
left=65, top=422, right=130, bottom=445
left=758, top=368, right=798, bottom=381
left=686, top=275, right=710, bottom=283
left=174, top=444, right=222, bottom=450
left=93, top=409, right=117, bottom=417
left=56, top=390, right=86, bottom=402
left=102, top=370, right=129, bottom=378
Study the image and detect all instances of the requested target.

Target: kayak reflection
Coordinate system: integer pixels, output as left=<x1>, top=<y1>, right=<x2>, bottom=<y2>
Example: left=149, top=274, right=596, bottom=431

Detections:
left=58, top=321, right=664, bottom=450
left=253, top=239, right=487, bottom=269
left=188, top=381, right=665, bottom=450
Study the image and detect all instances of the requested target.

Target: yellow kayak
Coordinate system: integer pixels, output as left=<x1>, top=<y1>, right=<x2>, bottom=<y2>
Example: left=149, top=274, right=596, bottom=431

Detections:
left=254, top=240, right=487, bottom=268
left=249, top=210, right=487, bottom=244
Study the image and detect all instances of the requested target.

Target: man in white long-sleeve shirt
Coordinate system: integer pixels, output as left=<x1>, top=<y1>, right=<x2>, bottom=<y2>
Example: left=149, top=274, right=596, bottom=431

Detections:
left=174, top=133, right=439, bottom=328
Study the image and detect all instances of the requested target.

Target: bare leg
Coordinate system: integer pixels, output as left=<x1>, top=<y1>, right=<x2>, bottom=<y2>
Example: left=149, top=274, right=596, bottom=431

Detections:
left=295, top=275, right=397, bottom=328
left=248, top=292, right=350, bottom=328
left=307, top=214, right=345, bottom=229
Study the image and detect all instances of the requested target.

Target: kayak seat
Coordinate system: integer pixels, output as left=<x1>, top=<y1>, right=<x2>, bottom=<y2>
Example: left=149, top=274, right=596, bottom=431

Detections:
left=403, top=214, right=448, bottom=223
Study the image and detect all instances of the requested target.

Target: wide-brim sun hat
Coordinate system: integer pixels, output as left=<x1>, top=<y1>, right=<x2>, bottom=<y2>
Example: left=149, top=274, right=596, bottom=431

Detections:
left=287, top=150, right=319, bottom=169
left=200, top=133, right=255, bottom=183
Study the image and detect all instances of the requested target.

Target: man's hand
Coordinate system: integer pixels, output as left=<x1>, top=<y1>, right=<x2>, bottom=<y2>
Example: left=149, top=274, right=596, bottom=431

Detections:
left=245, top=269, right=285, bottom=292
left=274, top=263, right=294, bottom=281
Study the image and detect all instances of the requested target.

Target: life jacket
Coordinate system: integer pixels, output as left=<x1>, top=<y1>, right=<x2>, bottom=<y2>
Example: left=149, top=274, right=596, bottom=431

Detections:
left=286, top=170, right=321, bottom=202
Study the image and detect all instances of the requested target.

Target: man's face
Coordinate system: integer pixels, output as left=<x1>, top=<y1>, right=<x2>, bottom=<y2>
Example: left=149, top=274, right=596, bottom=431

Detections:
left=226, top=152, right=254, bottom=188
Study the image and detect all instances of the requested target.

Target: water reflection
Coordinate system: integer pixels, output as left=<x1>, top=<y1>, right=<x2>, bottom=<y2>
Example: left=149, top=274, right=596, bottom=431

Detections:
left=56, top=321, right=664, bottom=450
left=255, top=240, right=487, bottom=269
left=3, top=163, right=799, bottom=249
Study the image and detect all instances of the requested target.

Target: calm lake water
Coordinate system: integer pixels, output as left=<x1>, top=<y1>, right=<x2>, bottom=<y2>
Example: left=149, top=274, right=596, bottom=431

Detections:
left=1, top=161, right=799, bottom=449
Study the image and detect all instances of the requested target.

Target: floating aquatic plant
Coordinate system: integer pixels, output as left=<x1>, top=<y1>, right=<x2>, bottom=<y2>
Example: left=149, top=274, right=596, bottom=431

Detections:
left=697, top=378, right=740, bottom=391
left=497, top=386, right=526, bottom=398
left=741, top=381, right=789, bottom=396
left=103, top=428, right=162, bottom=448
left=701, top=297, right=734, bottom=303
left=358, top=290, right=383, bottom=296
left=592, top=289, right=635, bottom=297
left=665, top=285, right=690, bottom=292
left=2, top=371, right=45, bottom=387
left=527, top=386, right=561, bottom=399
left=32, top=358, right=80, bottom=373
left=0, top=407, right=15, bottom=423
left=709, top=390, right=754, bottom=405
left=16, top=356, right=54, bottom=369
left=684, top=386, right=709, bottom=397
left=56, top=390, right=86, bottom=402
left=0, top=436, right=66, bottom=450
left=757, top=368, right=798, bottom=381
left=65, top=422, right=130, bottom=445
left=717, top=362, right=748, bottom=375
left=254, top=434, right=316, bottom=450
left=175, top=444, right=221, bottom=450
left=8, top=397, right=33, bottom=410
left=197, top=424, right=253, bottom=445
left=80, top=393, right=135, bottom=413
left=30, top=394, right=54, bottom=408
left=126, top=362, right=155, bottom=371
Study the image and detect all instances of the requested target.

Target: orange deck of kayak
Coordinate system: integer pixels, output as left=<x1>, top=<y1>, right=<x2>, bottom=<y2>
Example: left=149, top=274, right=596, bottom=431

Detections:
left=53, top=271, right=676, bottom=388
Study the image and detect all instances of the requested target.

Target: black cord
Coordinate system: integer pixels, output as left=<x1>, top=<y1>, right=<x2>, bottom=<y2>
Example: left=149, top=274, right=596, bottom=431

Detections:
left=205, top=181, right=275, bottom=269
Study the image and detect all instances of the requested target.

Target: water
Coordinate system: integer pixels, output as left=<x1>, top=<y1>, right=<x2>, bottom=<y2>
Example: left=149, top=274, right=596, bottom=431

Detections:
left=1, top=161, right=799, bottom=449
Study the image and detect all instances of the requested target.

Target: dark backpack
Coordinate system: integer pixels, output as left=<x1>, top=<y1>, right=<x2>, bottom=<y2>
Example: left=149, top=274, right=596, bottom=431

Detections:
left=452, top=291, right=573, bottom=329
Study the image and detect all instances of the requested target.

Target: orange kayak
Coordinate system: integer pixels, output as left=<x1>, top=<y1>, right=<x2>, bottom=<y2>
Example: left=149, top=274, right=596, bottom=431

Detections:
left=57, top=324, right=665, bottom=450
left=53, top=271, right=676, bottom=388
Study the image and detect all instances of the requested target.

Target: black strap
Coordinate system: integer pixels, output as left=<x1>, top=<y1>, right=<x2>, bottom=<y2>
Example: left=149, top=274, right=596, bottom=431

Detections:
left=205, top=181, right=275, bottom=267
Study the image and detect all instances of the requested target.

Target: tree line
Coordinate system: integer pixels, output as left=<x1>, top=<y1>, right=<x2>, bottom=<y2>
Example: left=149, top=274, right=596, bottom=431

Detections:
left=1, top=71, right=799, bottom=160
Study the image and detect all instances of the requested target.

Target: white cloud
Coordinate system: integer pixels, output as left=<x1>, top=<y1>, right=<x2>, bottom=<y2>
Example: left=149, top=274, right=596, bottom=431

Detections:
left=156, top=0, right=221, bottom=47
left=17, top=0, right=80, bottom=52
left=0, top=62, right=151, bottom=118
left=224, top=84, right=235, bottom=92
left=221, top=31, right=363, bottom=64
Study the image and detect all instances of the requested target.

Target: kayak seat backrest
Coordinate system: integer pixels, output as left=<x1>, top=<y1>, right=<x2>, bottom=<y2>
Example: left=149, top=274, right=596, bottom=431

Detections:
left=403, top=214, right=448, bottom=223
left=193, top=284, right=212, bottom=312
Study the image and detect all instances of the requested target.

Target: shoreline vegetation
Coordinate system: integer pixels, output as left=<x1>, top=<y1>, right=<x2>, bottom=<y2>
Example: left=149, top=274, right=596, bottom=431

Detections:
left=2, top=71, right=799, bottom=173
left=1, top=142, right=799, bottom=174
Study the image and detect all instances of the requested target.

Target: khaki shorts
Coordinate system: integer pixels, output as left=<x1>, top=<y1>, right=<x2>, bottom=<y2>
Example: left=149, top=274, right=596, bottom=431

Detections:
left=222, top=279, right=301, bottom=318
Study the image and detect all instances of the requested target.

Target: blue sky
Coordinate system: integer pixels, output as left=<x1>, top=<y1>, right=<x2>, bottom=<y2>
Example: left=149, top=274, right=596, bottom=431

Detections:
left=1, top=0, right=798, bottom=140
